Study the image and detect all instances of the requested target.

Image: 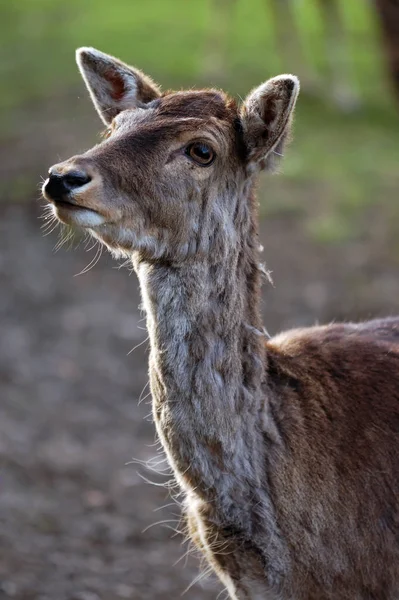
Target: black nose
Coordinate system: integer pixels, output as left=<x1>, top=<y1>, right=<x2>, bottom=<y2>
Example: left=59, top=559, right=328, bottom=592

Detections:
left=44, top=170, right=91, bottom=200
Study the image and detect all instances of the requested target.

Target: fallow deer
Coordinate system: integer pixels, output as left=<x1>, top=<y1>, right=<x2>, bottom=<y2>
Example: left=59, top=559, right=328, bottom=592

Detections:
left=42, top=48, right=399, bottom=599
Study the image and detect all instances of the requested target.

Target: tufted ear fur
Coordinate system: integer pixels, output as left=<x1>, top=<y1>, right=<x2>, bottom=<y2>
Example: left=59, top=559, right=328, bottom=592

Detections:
left=240, top=75, right=299, bottom=170
left=76, top=47, right=161, bottom=125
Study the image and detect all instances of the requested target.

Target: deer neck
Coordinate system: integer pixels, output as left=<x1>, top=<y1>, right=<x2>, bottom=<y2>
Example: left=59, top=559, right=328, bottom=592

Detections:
left=133, top=185, right=271, bottom=503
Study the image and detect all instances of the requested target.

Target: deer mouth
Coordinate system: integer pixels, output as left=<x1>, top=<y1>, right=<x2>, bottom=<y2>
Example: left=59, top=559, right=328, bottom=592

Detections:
left=51, top=197, right=95, bottom=212
left=49, top=198, right=106, bottom=228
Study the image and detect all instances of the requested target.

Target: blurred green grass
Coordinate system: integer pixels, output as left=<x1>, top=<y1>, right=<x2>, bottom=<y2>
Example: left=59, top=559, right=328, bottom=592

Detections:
left=1, top=0, right=398, bottom=243
left=0, top=0, right=389, bottom=109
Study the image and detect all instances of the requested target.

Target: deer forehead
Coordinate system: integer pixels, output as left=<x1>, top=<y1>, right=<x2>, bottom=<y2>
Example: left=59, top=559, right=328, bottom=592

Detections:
left=109, top=90, right=239, bottom=150
left=156, top=89, right=236, bottom=120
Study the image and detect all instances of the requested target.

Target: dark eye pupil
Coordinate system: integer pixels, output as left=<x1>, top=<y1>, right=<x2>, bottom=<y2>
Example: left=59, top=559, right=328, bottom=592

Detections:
left=195, top=144, right=210, bottom=159
left=187, top=142, right=214, bottom=165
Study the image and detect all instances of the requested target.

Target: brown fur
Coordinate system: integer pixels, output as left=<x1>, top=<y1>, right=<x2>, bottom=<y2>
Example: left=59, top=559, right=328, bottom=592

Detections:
left=266, top=320, right=399, bottom=597
left=42, top=48, right=399, bottom=599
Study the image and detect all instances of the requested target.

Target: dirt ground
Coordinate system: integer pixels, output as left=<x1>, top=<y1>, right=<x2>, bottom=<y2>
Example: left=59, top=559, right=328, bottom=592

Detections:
left=0, top=200, right=398, bottom=600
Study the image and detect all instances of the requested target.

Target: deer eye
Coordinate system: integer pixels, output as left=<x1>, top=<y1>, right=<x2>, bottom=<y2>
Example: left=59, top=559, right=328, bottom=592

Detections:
left=186, top=142, right=215, bottom=166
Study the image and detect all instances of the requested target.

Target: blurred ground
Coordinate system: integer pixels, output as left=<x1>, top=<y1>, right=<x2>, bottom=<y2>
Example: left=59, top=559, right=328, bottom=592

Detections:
left=1, top=197, right=399, bottom=599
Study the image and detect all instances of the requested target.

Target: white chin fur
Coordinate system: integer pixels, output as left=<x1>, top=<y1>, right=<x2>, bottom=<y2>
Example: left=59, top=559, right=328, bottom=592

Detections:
left=52, top=204, right=106, bottom=228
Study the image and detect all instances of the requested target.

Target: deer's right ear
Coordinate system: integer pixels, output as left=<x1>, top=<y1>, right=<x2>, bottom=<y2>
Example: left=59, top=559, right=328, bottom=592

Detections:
left=76, top=47, right=161, bottom=125
left=240, top=75, right=299, bottom=170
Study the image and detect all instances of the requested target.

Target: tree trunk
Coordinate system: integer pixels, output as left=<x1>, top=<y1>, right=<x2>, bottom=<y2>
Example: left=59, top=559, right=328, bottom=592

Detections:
left=269, top=0, right=317, bottom=87
left=374, top=0, right=399, bottom=107
left=316, top=0, right=360, bottom=111
left=201, top=0, right=236, bottom=84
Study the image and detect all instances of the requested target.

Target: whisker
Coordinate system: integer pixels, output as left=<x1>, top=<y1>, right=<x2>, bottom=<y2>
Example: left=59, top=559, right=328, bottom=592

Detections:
left=54, top=226, right=74, bottom=252
left=74, top=241, right=103, bottom=276
left=135, top=471, right=178, bottom=489
left=41, top=217, right=57, bottom=231
left=173, top=545, right=196, bottom=567
left=115, top=257, right=132, bottom=270
left=127, top=335, right=150, bottom=356
left=153, top=502, right=178, bottom=512
left=127, top=456, right=172, bottom=476
left=138, top=380, right=150, bottom=405
left=142, top=518, right=181, bottom=534
left=217, top=587, right=231, bottom=600
left=138, top=390, right=151, bottom=406
left=181, top=565, right=214, bottom=595
left=43, top=221, right=60, bottom=237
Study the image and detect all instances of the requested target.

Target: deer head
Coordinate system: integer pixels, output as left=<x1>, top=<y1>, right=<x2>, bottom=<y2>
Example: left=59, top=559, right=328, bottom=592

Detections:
left=42, top=48, right=299, bottom=262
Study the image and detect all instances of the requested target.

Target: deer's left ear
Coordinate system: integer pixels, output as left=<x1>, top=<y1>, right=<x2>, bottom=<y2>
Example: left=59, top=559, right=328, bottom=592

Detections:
left=240, top=75, right=299, bottom=169
left=76, top=47, right=161, bottom=125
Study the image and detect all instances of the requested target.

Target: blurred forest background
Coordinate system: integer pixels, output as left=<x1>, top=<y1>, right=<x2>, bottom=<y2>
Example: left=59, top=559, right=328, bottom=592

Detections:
left=0, top=1, right=398, bottom=599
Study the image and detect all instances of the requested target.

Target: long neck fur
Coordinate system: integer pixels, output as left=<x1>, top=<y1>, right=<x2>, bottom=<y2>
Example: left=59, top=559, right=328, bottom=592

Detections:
left=134, top=180, right=275, bottom=515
